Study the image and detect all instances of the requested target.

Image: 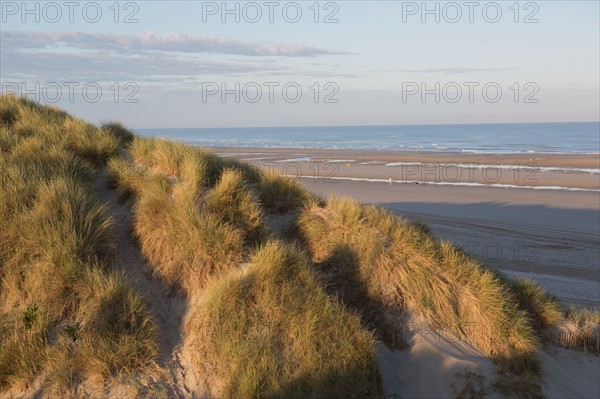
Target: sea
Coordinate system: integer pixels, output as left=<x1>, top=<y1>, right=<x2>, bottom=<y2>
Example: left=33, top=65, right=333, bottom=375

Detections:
left=136, top=122, right=600, bottom=155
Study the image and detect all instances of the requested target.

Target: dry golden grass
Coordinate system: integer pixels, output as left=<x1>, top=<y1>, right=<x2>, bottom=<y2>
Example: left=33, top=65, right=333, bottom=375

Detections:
left=0, top=95, right=158, bottom=394
left=553, top=306, right=600, bottom=353
left=295, top=198, right=542, bottom=380
left=101, top=121, right=135, bottom=144
left=258, top=170, right=313, bottom=213
left=107, top=157, right=146, bottom=201
left=119, top=138, right=270, bottom=295
left=129, top=137, right=221, bottom=188
left=62, top=118, right=120, bottom=166
left=132, top=174, right=245, bottom=294
left=566, top=306, right=600, bottom=325
left=129, top=136, right=263, bottom=187
left=205, top=168, right=265, bottom=242
left=505, top=278, right=563, bottom=332
left=113, top=133, right=383, bottom=397
left=185, top=240, right=382, bottom=399
left=5, top=95, right=581, bottom=398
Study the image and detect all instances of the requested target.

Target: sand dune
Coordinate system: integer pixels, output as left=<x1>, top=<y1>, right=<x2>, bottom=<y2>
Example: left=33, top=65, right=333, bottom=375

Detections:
left=2, top=97, right=598, bottom=398
left=214, top=147, right=599, bottom=307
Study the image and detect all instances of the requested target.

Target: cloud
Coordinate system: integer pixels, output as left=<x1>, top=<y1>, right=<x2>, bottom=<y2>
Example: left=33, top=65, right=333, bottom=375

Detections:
left=399, top=67, right=515, bottom=75
left=2, top=31, right=350, bottom=57
left=1, top=49, right=270, bottom=82
left=1, top=49, right=358, bottom=85
left=0, top=30, right=358, bottom=86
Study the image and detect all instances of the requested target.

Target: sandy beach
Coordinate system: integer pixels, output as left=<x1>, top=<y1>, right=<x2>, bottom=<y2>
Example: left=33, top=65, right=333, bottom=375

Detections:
left=4, top=1, right=599, bottom=394
left=212, top=146, right=600, bottom=190
left=214, top=147, right=600, bottom=307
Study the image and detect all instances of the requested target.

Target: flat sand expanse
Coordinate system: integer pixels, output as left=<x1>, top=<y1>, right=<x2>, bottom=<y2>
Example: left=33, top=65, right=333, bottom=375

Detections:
left=212, top=146, right=600, bottom=190
left=211, top=146, right=600, bottom=169
left=213, top=147, right=600, bottom=307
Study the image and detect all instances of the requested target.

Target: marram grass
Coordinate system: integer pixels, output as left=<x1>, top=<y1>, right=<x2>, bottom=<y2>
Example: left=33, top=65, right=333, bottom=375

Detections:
left=0, top=95, right=157, bottom=395
left=3, top=95, right=597, bottom=398
left=184, top=241, right=383, bottom=399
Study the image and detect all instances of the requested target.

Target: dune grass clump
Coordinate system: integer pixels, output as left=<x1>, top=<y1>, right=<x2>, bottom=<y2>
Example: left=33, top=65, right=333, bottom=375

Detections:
left=62, top=118, right=120, bottom=166
left=1, top=96, right=69, bottom=133
left=553, top=306, right=600, bottom=353
left=0, top=95, right=158, bottom=394
left=69, top=268, right=158, bottom=376
left=0, top=100, right=19, bottom=127
left=295, top=198, right=541, bottom=377
left=102, top=121, right=135, bottom=144
left=117, top=138, right=267, bottom=294
left=185, top=241, right=382, bottom=399
left=132, top=175, right=245, bottom=294
left=129, top=136, right=262, bottom=190
left=129, top=137, right=217, bottom=187
left=0, top=176, right=158, bottom=392
left=259, top=171, right=313, bottom=212
left=221, top=156, right=262, bottom=184
left=566, top=307, right=600, bottom=325
left=0, top=125, right=16, bottom=152
left=117, top=138, right=383, bottom=397
left=204, top=168, right=265, bottom=242
left=505, top=278, right=563, bottom=332
left=107, top=157, right=146, bottom=201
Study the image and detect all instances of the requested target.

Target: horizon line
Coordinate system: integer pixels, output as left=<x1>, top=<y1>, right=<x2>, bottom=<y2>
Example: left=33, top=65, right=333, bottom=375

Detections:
left=133, top=120, right=600, bottom=131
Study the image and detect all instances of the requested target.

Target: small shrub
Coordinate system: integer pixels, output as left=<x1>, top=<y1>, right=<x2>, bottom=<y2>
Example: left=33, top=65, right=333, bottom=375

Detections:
left=22, top=305, right=40, bottom=330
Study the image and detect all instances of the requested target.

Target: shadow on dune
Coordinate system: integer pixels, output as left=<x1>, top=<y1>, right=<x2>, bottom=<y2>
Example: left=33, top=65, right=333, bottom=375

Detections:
left=229, top=362, right=384, bottom=399
left=291, top=211, right=547, bottom=398
left=313, top=244, right=410, bottom=351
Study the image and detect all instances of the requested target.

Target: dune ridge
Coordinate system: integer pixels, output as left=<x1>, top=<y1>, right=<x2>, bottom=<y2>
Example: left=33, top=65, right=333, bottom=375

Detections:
left=1, top=96, right=598, bottom=398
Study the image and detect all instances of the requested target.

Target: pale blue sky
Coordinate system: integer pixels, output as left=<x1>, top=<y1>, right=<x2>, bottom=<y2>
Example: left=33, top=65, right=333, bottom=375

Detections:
left=1, top=0, right=598, bottom=127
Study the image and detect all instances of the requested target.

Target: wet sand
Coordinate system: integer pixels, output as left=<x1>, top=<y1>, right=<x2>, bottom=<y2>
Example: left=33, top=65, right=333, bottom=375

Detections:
left=213, top=146, right=600, bottom=190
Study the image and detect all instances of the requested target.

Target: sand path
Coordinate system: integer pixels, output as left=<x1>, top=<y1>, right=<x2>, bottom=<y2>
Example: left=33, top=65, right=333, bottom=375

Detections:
left=95, top=171, right=205, bottom=398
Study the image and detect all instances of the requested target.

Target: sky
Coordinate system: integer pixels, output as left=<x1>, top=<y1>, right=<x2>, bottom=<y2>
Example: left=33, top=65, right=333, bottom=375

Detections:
left=1, top=0, right=599, bottom=128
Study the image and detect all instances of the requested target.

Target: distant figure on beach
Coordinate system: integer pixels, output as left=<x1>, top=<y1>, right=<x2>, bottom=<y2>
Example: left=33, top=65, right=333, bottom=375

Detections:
left=388, top=176, right=392, bottom=186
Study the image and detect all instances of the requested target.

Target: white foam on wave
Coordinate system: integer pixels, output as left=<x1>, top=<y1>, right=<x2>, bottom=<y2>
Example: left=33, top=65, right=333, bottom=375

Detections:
left=274, top=157, right=312, bottom=163
left=383, top=162, right=600, bottom=175
left=360, top=161, right=385, bottom=165
left=290, top=175, right=600, bottom=192
left=215, top=152, right=271, bottom=157
left=242, top=156, right=273, bottom=161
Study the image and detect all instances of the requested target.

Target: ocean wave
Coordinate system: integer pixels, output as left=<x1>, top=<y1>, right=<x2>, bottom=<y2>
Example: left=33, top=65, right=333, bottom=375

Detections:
left=360, top=161, right=385, bottom=165
left=274, top=157, right=312, bottom=162
left=384, top=162, right=600, bottom=175
left=291, top=175, right=600, bottom=192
